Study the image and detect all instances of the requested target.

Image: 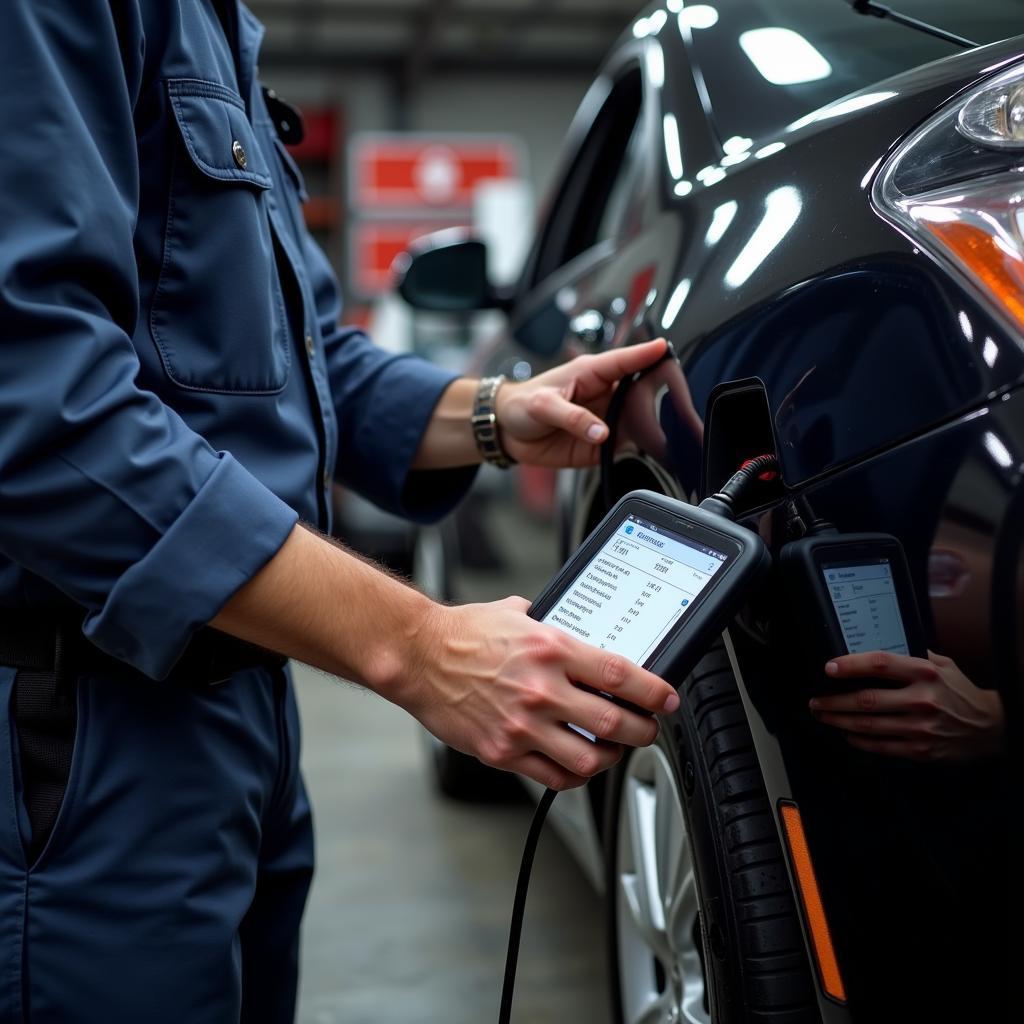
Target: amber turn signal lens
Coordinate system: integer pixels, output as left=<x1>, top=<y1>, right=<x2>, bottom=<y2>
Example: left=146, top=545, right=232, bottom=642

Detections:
left=779, top=802, right=847, bottom=1003
left=919, top=217, right=1024, bottom=332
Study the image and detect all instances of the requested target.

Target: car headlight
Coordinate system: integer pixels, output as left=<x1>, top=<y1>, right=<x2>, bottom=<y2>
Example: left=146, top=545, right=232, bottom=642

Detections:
left=874, top=60, right=1024, bottom=333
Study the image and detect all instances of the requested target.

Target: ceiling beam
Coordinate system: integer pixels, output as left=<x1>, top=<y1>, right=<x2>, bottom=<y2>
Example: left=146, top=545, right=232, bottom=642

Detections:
left=401, top=0, right=455, bottom=98
left=251, top=2, right=630, bottom=34
left=257, top=48, right=606, bottom=76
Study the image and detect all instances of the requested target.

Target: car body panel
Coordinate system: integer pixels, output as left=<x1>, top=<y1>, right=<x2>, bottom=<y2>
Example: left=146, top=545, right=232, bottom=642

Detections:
left=434, top=3, right=1020, bottom=1019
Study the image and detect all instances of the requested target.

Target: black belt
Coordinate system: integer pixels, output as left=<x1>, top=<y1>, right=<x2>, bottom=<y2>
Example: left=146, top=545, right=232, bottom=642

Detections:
left=0, top=611, right=286, bottom=685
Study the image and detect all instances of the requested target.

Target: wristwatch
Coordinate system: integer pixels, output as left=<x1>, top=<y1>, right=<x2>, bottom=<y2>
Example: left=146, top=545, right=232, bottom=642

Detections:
left=471, top=376, right=515, bottom=469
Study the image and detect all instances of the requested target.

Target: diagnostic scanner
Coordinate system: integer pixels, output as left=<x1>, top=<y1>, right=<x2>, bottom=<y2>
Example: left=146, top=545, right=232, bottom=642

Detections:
left=779, top=531, right=927, bottom=689
left=529, top=489, right=771, bottom=685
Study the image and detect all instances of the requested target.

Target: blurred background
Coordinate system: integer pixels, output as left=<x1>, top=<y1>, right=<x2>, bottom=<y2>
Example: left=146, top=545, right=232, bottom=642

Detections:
left=250, top=0, right=643, bottom=323
left=244, top=2, right=645, bottom=1021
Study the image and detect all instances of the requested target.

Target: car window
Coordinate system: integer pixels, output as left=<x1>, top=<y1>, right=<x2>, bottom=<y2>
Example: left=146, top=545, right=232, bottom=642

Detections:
left=531, top=68, right=644, bottom=286
left=595, top=114, right=646, bottom=248
left=684, top=0, right=1020, bottom=147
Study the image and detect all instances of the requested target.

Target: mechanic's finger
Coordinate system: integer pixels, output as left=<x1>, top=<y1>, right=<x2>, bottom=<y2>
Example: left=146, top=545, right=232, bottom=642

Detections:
left=527, top=387, right=609, bottom=444
left=559, top=688, right=660, bottom=747
left=506, top=752, right=588, bottom=791
left=810, top=681, right=931, bottom=714
left=562, top=641, right=680, bottom=715
left=585, top=338, right=669, bottom=384
left=538, top=725, right=624, bottom=779
left=812, top=709, right=920, bottom=736
left=824, top=651, right=939, bottom=684
left=844, top=734, right=933, bottom=761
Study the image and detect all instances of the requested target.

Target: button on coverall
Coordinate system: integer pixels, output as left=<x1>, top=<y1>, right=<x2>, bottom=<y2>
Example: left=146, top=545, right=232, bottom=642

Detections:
left=0, top=1, right=473, bottom=1020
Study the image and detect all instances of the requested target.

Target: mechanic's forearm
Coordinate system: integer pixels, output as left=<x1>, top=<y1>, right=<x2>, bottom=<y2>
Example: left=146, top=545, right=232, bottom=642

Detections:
left=411, top=377, right=483, bottom=469
left=210, top=523, right=437, bottom=695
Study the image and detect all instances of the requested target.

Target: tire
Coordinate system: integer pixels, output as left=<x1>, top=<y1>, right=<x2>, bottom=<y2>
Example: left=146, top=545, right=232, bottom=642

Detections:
left=606, top=642, right=818, bottom=1024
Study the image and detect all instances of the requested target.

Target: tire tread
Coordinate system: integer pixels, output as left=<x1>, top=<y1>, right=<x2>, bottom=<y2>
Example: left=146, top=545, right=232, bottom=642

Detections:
left=682, top=642, right=817, bottom=1023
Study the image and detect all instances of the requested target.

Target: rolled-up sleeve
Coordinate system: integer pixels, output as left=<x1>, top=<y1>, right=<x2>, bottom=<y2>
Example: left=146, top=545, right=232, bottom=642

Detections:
left=304, top=235, right=478, bottom=523
left=0, top=0, right=298, bottom=679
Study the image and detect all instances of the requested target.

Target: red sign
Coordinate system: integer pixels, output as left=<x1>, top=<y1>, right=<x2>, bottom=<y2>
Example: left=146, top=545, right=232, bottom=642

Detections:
left=287, top=108, right=338, bottom=163
left=351, top=135, right=523, bottom=211
left=351, top=220, right=468, bottom=297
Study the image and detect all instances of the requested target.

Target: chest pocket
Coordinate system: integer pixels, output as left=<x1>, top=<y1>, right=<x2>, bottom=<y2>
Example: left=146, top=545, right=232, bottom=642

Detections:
left=150, top=79, right=291, bottom=394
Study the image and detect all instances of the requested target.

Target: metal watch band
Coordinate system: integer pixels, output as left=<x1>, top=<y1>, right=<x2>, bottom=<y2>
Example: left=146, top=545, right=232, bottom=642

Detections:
left=471, top=375, right=515, bottom=469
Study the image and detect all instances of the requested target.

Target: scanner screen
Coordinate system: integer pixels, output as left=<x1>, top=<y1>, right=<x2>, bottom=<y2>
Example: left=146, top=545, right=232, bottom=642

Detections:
left=822, top=559, right=910, bottom=656
left=541, top=515, right=729, bottom=667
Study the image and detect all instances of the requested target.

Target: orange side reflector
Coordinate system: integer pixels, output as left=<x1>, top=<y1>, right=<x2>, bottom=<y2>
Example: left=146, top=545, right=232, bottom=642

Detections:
left=779, top=802, right=847, bottom=1003
left=922, top=218, right=1024, bottom=331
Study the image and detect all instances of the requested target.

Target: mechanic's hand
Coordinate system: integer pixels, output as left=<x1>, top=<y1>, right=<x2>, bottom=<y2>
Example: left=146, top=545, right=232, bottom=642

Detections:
left=403, top=596, right=680, bottom=790
left=495, top=338, right=668, bottom=467
left=809, top=651, right=1005, bottom=762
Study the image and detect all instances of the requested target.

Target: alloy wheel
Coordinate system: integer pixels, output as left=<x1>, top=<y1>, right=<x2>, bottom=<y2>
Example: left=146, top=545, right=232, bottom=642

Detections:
left=616, top=745, right=708, bottom=1024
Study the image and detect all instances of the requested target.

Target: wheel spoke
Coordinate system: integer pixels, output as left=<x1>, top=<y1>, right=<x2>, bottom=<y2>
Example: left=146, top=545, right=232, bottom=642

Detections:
left=653, top=758, right=686, bottom=916
left=627, top=988, right=674, bottom=1024
left=667, top=864, right=699, bottom=947
left=621, top=779, right=672, bottom=962
left=615, top=747, right=709, bottom=1024
left=681, top=965, right=710, bottom=1024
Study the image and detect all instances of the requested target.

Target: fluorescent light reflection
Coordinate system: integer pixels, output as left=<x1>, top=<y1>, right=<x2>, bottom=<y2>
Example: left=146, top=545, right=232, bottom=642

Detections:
left=705, top=200, right=738, bottom=245
left=720, top=151, right=749, bottom=167
left=788, top=92, right=898, bottom=133
left=674, top=180, right=693, bottom=197
left=722, top=135, right=752, bottom=155
left=696, top=164, right=726, bottom=186
left=755, top=141, right=786, bottom=159
left=679, top=4, right=718, bottom=30
left=984, top=430, right=1013, bottom=468
left=663, top=114, right=684, bottom=179
left=860, top=156, right=883, bottom=190
left=739, top=28, right=831, bottom=86
left=646, top=42, right=665, bottom=88
left=983, top=337, right=1000, bottom=367
left=662, top=278, right=692, bottom=330
left=958, top=311, right=974, bottom=343
left=659, top=278, right=692, bottom=329
left=724, top=186, right=802, bottom=288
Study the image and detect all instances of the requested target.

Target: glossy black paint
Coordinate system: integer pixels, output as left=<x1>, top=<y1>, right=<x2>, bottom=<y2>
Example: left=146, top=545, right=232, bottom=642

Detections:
left=443, top=2, right=1021, bottom=1020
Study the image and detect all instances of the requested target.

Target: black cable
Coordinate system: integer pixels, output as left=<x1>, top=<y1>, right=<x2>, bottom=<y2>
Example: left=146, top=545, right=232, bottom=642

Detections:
left=847, top=1, right=977, bottom=49
left=699, top=453, right=779, bottom=520
left=498, top=786, right=557, bottom=1024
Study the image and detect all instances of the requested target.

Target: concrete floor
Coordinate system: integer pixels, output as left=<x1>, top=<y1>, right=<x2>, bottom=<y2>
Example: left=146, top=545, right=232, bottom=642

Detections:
left=292, top=662, right=612, bottom=1024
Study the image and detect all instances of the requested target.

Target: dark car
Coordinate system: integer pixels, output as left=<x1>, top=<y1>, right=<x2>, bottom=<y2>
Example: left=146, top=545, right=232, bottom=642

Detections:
left=399, top=2, right=1019, bottom=1021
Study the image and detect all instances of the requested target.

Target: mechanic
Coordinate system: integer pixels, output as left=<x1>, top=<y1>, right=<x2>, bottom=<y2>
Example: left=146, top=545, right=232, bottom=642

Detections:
left=0, top=2, right=681, bottom=1021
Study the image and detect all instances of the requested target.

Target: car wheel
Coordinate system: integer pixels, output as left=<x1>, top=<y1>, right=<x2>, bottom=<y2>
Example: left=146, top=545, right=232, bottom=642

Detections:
left=606, top=643, right=817, bottom=1024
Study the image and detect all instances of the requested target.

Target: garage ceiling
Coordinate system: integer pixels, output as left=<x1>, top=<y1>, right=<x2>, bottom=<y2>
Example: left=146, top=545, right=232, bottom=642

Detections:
left=248, top=0, right=645, bottom=83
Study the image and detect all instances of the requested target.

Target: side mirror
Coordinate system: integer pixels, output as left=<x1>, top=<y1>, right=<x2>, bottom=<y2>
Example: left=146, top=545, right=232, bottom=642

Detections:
left=393, top=230, right=512, bottom=313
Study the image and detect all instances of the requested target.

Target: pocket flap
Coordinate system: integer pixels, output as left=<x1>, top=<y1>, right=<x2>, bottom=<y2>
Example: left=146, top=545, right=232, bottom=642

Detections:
left=167, top=79, right=272, bottom=189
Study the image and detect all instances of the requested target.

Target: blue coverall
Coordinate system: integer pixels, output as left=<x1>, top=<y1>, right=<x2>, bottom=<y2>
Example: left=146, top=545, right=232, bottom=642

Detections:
left=0, top=1, right=472, bottom=1019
